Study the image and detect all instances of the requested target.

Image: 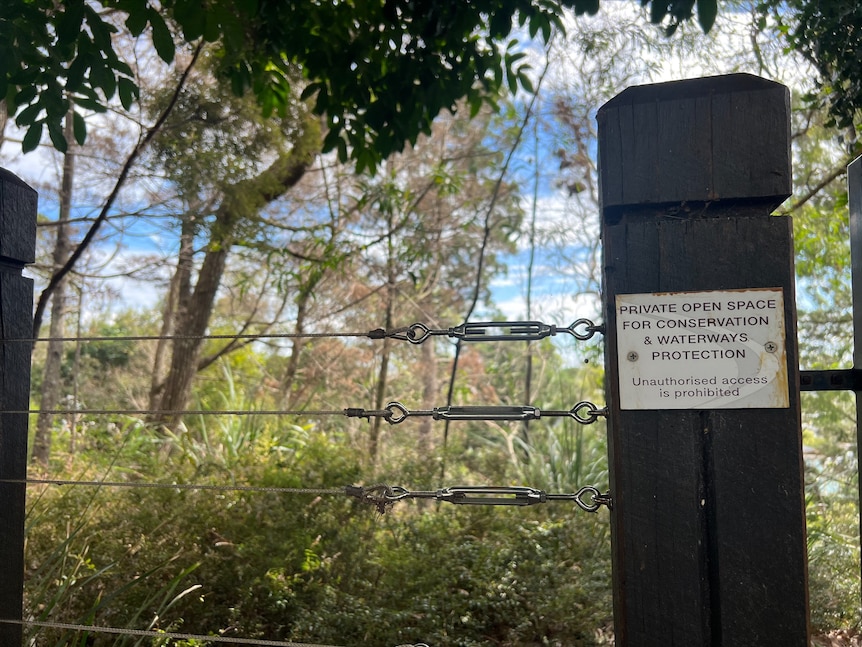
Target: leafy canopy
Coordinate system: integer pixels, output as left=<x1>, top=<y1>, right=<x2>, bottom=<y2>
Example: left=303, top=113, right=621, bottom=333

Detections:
left=1, top=0, right=717, bottom=169
left=757, top=1, right=862, bottom=130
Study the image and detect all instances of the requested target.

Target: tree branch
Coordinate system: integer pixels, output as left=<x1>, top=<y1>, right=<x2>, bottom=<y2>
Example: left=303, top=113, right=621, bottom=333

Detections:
left=777, top=155, right=854, bottom=215
left=32, top=42, right=204, bottom=337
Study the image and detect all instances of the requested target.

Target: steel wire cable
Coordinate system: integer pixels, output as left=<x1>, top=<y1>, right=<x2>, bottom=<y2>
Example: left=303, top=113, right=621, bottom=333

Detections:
left=3, top=479, right=611, bottom=513
left=1, top=318, right=602, bottom=345
left=21, top=330, right=373, bottom=343
left=10, top=401, right=608, bottom=423
left=5, top=478, right=346, bottom=495
left=7, top=408, right=347, bottom=416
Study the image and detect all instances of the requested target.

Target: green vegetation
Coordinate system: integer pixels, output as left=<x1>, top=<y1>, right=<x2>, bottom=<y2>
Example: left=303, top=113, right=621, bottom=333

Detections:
left=6, top=0, right=862, bottom=644
left=25, top=352, right=612, bottom=646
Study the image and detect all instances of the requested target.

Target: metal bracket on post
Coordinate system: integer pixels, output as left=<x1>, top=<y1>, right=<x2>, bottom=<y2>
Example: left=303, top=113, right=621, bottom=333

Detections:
left=800, top=369, right=862, bottom=391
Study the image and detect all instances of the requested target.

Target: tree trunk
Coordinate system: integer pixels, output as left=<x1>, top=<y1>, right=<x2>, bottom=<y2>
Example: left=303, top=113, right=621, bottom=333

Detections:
left=32, top=110, right=75, bottom=465
left=153, top=115, right=320, bottom=430
left=280, top=286, right=313, bottom=409
left=149, top=214, right=195, bottom=412
left=0, top=100, right=8, bottom=150
left=155, top=240, right=231, bottom=430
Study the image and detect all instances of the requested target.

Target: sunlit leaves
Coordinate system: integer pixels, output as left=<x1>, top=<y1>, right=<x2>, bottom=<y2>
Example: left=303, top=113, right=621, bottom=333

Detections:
left=3, top=0, right=719, bottom=164
left=2, top=0, right=135, bottom=151
left=639, top=0, right=717, bottom=35
left=758, top=0, right=862, bottom=131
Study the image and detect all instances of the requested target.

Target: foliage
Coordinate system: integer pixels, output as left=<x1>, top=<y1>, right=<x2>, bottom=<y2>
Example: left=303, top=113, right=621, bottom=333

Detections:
left=643, top=0, right=717, bottom=34
left=787, top=98, right=861, bottom=635
left=757, top=1, right=862, bottom=130
left=2, top=0, right=716, bottom=168
left=14, top=2, right=862, bottom=643
left=286, top=508, right=612, bottom=647
left=803, top=392, right=860, bottom=631
left=24, top=351, right=614, bottom=646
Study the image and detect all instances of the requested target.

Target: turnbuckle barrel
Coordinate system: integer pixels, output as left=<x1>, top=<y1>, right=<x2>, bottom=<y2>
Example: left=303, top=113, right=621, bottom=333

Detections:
left=432, top=406, right=540, bottom=421
left=347, top=484, right=611, bottom=512
left=437, top=486, right=547, bottom=506
left=450, top=321, right=556, bottom=342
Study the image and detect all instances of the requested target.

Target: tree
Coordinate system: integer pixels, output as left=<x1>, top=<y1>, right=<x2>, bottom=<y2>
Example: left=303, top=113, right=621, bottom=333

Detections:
left=2, top=0, right=718, bottom=169
left=32, top=109, right=77, bottom=465
left=141, top=62, right=320, bottom=429
left=757, top=1, right=862, bottom=132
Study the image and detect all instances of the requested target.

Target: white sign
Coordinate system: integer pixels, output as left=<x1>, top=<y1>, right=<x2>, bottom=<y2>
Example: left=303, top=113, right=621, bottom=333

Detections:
left=616, top=288, right=788, bottom=410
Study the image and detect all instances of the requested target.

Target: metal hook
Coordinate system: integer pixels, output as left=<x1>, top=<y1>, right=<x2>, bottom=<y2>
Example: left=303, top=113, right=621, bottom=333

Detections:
left=566, top=318, right=605, bottom=340
left=569, top=401, right=608, bottom=425
left=384, top=401, right=410, bottom=424
left=574, top=486, right=603, bottom=512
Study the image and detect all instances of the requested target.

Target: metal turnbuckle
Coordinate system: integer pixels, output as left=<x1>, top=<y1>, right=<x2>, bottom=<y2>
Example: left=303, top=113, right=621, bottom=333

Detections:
left=370, top=319, right=604, bottom=345
left=344, top=401, right=607, bottom=425
left=345, top=484, right=612, bottom=513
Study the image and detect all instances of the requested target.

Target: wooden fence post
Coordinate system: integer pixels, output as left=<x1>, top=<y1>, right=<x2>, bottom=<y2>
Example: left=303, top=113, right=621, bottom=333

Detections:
left=0, top=168, right=37, bottom=647
left=848, top=155, right=862, bottom=604
left=598, top=74, right=809, bottom=644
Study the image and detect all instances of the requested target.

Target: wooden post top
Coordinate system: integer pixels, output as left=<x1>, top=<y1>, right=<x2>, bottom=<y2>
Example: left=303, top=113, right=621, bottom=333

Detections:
left=0, top=168, right=38, bottom=266
left=597, top=73, right=791, bottom=211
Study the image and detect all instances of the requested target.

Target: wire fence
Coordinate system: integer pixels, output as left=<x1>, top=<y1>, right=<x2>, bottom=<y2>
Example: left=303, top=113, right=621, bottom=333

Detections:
left=4, top=322, right=611, bottom=647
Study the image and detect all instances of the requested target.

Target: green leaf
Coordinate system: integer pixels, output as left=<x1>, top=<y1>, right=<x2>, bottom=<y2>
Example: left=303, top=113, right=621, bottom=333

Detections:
left=47, top=119, right=67, bottom=151
left=118, top=76, right=139, bottom=110
left=649, top=0, right=666, bottom=24
left=16, top=102, right=42, bottom=127
left=125, top=5, right=149, bottom=36
left=13, top=85, right=37, bottom=109
left=300, top=82, right=321, bottom=102
left=72, top=110, right=87, bottom=145
left=149, top=10, right=175, bottom=63
left=174, top=0, right=206, bottom=41
left=65, top=52, right=89, bottom=92
left=84, top=4, right=117, bottom=51
left=72, top=96, right=108, bottom=113
left=22, top=122, right=44, bottom=153
left=56, top=0, right=86, bottom=46
left=697, top=0, right=717, bottom=32
left=468, top=94, right=482, bottom=118
left=518, top=70, right=534, bottom=94
left=507, top=68, right=518, bottom=94
left=489, top=9, right=511, bottom=38
left=90, top=61, right=116, bottom=99
left=210, top=2, right=239, bottom=44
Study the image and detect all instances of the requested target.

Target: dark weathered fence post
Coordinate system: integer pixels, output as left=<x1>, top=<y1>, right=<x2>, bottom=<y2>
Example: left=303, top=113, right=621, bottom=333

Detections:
left=598, top=74, right=809, bottom=644
left=0, top=169, right=36, bottom=647
left=848, top=155, right=862, bottom=601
